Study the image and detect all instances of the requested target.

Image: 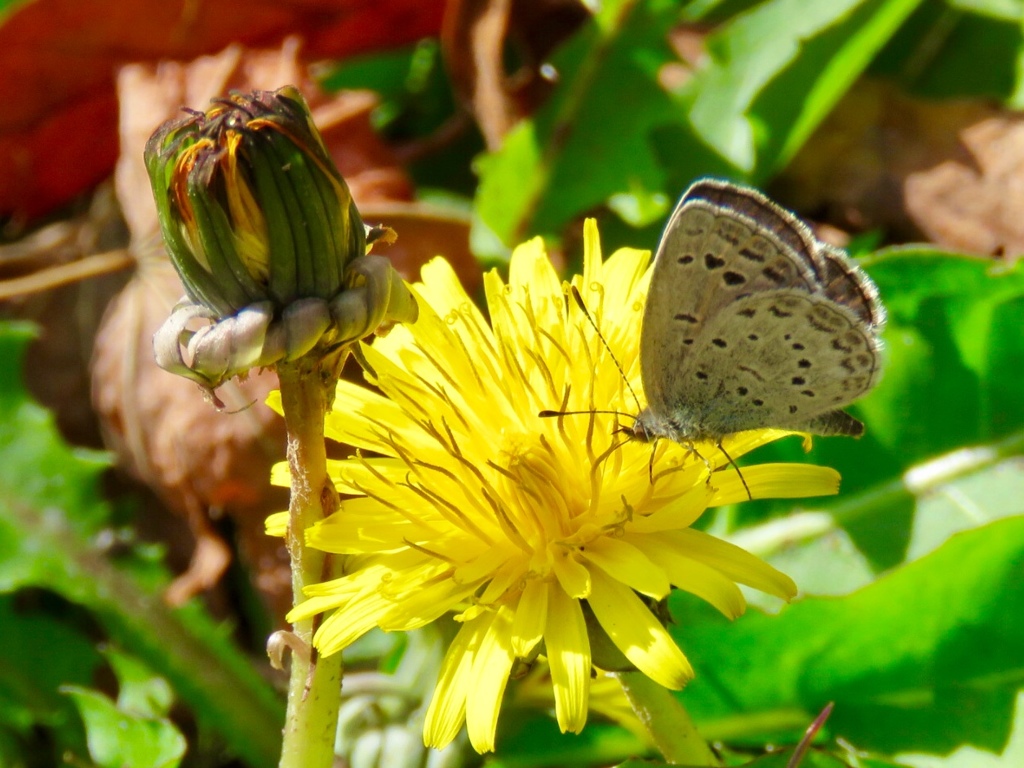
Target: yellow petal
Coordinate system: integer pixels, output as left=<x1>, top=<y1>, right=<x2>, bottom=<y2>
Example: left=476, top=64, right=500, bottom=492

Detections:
left=717, top=429, right=797, bottom=460
left=308, top=497, right=441, bottom=553
left=627, top=483, right=712, bottom=533
left=265, top=389, right=283, bottom=415
left=455, top=547, right=519, bottom=590
left=286, top=593, right=345, bottom=623
left=587, top=567, right=693, bottom=689
left=511, top=578, right=548, bottom=657
left=710, top=462, right=841, bottom=504
left=583, top=537, right=671, bottom=599
left=508, top=235, right=563, bottom=323
left=662, top=529, right=797, bottom=600
left=326, top=380, right=414, bottom=453
left=380, top=579, right=480, bottom=633
left=269, top=460, right=290, bottom=488
left=597, top=246, right=651, bottom=324
left=581, top=218, right=604, bottom=287
left=424, top=619, right=481, bottom=750
left=421, top=256, right=490, bottom=329
left=308, top=589, right=391, bottom=656
left=633, top=534, right=746, bottom=619
left=545, top=585, right=590, bottom=733
left=329, top=456, right=410, bottom=494
left=552, top=549, right=591, bottom=599
left=466, top=607, right=516, bottom=752
left=264, top=510, right=288, bottom=537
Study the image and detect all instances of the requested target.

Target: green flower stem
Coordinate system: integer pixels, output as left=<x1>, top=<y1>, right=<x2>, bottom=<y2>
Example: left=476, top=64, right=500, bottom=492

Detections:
left=616, top=671, right=721, bottom=766
left=277, top=356, right=344, bottom=768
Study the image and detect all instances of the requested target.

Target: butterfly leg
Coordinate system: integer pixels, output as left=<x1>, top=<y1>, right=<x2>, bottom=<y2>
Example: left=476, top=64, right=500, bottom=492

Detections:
left=716, top=441, right=752, bottom=500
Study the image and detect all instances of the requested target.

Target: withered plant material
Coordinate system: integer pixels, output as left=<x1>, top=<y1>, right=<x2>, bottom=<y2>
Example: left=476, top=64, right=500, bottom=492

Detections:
left=441, top=0, right=588, bottom=150
left=779, top=79, right=1024, bottom=258
left=0, top=0, right=443, bottom=220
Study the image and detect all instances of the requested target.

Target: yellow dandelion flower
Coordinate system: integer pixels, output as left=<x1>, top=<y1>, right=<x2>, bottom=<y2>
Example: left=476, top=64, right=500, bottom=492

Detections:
left=271, top=221, right=839, bottom=753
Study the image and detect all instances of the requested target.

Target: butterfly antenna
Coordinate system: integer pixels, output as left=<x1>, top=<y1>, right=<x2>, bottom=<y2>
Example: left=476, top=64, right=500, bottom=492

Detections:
left=569, top=285, right=643, bottom=413
left=538, top=409, right=634, bottom=419
left=716, top=441, right=751, bottom=500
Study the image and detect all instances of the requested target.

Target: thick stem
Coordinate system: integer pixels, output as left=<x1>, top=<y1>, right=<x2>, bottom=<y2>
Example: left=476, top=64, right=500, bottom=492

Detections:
left=277, top=357, right=344, bottom=768
left=616, top=671, right=721, bottom=766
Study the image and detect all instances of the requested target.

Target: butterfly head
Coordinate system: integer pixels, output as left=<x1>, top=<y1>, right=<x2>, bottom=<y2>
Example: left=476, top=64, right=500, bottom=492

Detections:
left=630, top=406, right=709, bottom=445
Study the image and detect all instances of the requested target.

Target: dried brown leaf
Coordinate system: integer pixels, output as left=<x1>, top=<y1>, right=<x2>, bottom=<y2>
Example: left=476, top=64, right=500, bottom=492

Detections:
left=779, top=80, right=1024, bottom=257
left=0, top=0, right=444, bottom=219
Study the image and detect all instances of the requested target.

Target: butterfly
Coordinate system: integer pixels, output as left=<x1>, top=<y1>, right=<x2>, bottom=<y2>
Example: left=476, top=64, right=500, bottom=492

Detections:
left=629, top=178, right=885, bottom=447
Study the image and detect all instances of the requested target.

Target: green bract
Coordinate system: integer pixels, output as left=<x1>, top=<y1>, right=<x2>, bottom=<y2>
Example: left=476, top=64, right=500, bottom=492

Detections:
left=146, top=86, right=418, bottom=395
left=145, top=86, right=365, bottom=314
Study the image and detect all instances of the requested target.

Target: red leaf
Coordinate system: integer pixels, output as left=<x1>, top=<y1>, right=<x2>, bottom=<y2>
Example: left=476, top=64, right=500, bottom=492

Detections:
left=0, top=0, right=444, bottom=219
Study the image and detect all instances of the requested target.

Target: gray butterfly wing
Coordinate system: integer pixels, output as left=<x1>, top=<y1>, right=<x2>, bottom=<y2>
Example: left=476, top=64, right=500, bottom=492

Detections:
left=814, top=245, right=886, bottom=329
left=639, top=178, right=884, bottom=441
left=690, top=179, right=887, bottom=329
left=667, top=288, right=883, bottom=437
left=640, top=180, right=822, bottom=424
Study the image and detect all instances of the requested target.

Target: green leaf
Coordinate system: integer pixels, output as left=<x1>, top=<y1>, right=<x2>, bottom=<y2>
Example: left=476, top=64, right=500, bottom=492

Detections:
left=686, top=0, right=926, bottom=177
left=64, top=687, right=186, bottom=768
left=854, top=248, right=1024, bottom=456
left=871, top=2, right=1023, bottom=100
left=104, top=648, right=174, bottom=720
left=947, top=0, right=1024, bottom=21
left=672, top=516, right=1024, bottom=756
left=0, top=594, right=95, bottom=761
left=473, top=0, right=718, bottom=253
left=494, top=711, right=648, bottom=768
left=614, top=746, right=911, bottom=766
left=0, top=323, right=284, bottom=766
left=0, top=323, right=111, bottom=596
left=714, top=750, right=858, bottom=767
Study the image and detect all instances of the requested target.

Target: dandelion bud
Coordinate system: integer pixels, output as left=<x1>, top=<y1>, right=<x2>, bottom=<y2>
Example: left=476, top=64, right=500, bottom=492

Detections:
left=146, top=86, right=417, bottom=392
